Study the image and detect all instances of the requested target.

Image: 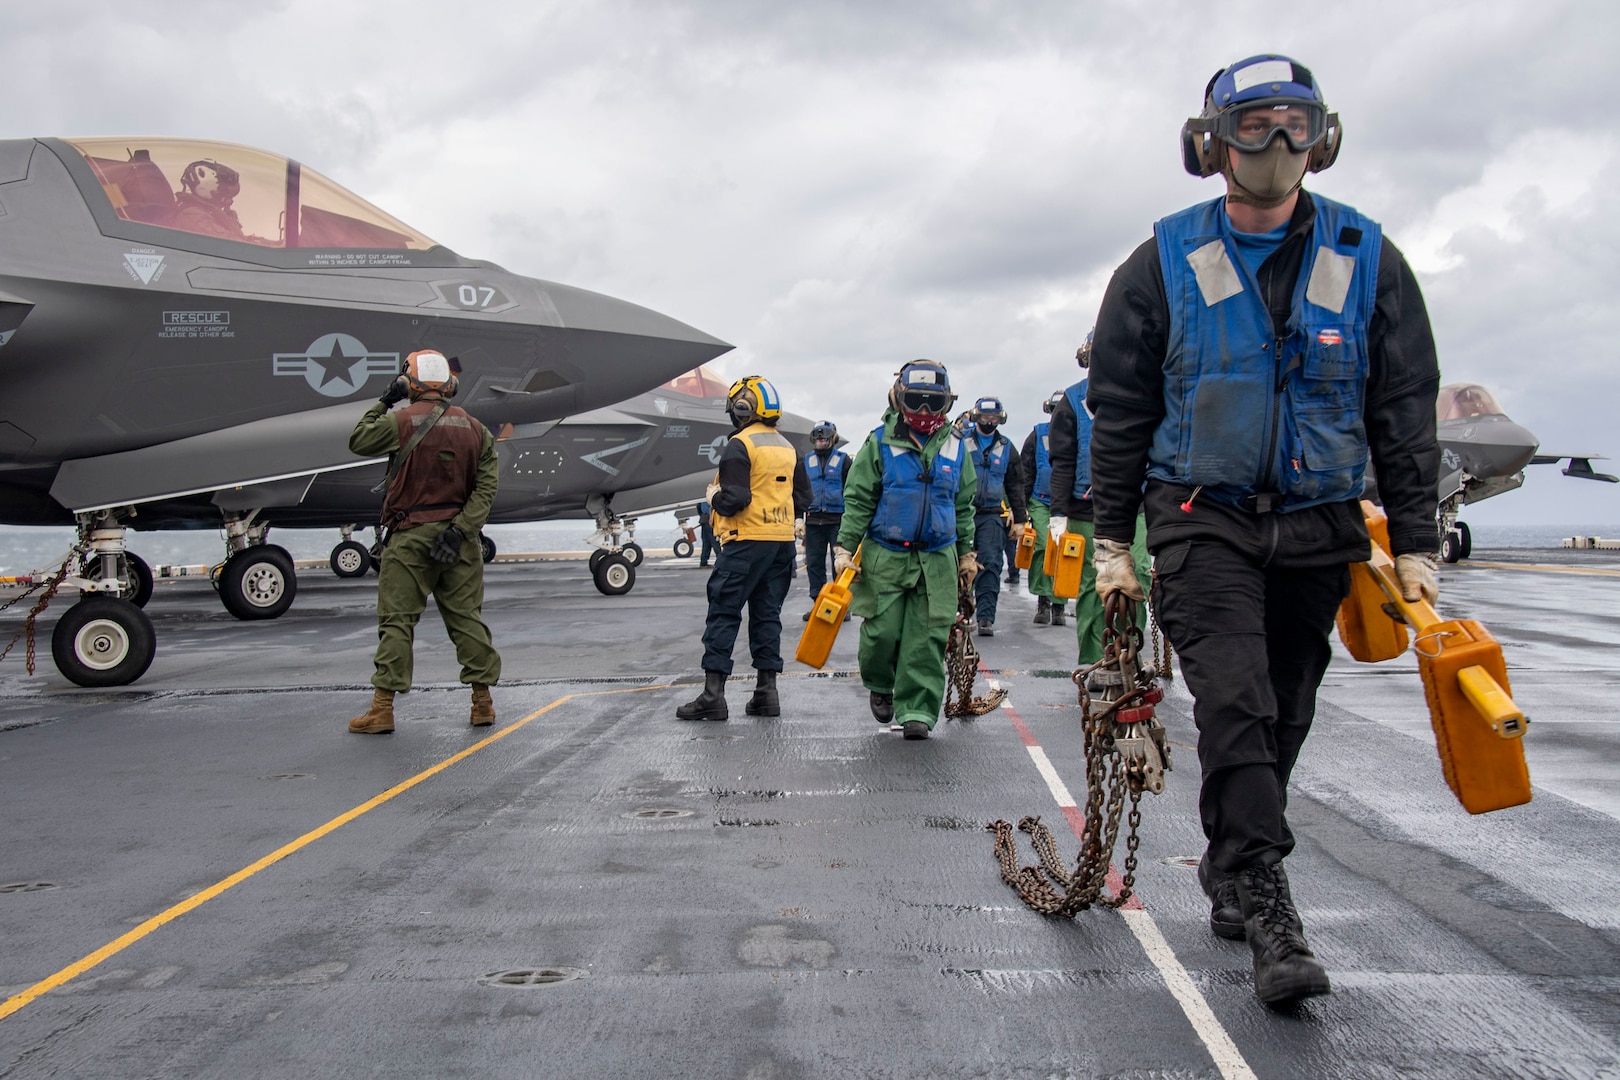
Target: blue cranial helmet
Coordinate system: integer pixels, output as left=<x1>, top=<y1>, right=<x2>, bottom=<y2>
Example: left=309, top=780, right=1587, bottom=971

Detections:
left=1181, top=54, right=1341, bottom=180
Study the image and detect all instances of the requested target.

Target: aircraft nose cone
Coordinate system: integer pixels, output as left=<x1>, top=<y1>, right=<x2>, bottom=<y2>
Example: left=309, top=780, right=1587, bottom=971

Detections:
left=1493, top=421, right=1540, bottom=474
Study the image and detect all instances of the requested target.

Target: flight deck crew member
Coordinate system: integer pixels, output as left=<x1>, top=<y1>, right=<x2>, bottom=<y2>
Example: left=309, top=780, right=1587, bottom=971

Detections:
left=1019, top=391, right=1067, bottom=627
left=1048, top=332, right=1152, bottom=665
left=833, top=361, right=977, bottom=740
left=801, top=421, right=852, bottom=619
left=1087, top=55, right=1439, bottom=1007
left=346, top=350, right=502, bottom=734
left=677, top=376, right=812, bottom=722
left=695, top=498, right=717, bottom=567
left=964, top=397, right=1026, bottom=636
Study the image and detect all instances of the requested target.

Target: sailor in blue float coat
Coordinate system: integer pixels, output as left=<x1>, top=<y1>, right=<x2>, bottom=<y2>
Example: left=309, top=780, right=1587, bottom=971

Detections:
left=964, top=396, right=1027, bottom=635
left=1086, top=55, right=1441, bottom=1008
left=799, top=421, right=852, bottom=617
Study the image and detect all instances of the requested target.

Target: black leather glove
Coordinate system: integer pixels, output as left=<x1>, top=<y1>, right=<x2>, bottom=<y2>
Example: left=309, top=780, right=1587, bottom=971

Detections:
left=379, top=376, right=409, bottom=407
left=429, top=524, right=464, bottom=564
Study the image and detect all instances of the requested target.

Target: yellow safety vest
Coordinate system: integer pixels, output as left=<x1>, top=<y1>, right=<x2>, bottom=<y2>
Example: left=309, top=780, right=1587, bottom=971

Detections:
left=712, top=423, right=798, bottom=544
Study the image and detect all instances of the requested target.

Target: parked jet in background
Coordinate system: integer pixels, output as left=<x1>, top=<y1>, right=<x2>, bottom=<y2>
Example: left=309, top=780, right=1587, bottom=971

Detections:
left=0, top=136, right=729, bottom=685
left=1429, top=384, right=1615, bottom=562
left=118, top=365, right=812, bottom=601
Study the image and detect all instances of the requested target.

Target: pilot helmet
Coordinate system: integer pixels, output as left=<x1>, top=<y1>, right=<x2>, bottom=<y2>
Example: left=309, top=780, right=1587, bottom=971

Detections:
left=889, top=360, right=955, bottom=436
left=810, top=421, right=838, bottom=450
left=1181, top=54, right=1340, bottom=207
left=180, top=160, right=242, bottom=206
left=403, top=349, right=458, bottom=398
left=726, top=375, right=782, bottom=428
left=1042, top=390, right=1064, bottom=415
left=1076, top=328, right=1094, bottom=369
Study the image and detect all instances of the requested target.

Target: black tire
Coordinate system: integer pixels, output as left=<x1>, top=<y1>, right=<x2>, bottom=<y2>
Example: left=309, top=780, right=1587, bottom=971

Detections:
left=1456, top=521, right=1472, bottom=560
left=219, top=547, right=298, bottom=620
left=480, top=533, right=497, bottom=563
left=592, top=553, right=636, bottom=596
left=622, top=542, right=644, bottom=567
left=329, top=540, right=371, bottom=578
left=80, top=551, right=155, bottom=608
left=673, top=538, right=694, bottom=559
left=51, top=596, right=156, bottom=687
left=589, top=549, right=608, bottom=572
left=1441, top=531, right=1462, bottom=565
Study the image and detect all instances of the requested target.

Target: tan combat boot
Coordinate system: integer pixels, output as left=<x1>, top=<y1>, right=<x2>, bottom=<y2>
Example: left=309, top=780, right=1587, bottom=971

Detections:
left=470, top=684, right=495, bottom=726
left=349, top=689, right=396, bottom=734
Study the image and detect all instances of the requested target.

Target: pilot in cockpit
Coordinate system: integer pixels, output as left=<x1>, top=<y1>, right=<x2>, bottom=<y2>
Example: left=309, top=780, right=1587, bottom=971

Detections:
left=173, top=160, right=248, bottom=240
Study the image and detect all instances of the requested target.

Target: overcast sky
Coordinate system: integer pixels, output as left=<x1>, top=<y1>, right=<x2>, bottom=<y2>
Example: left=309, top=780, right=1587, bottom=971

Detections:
left=5, top=0, right=1618, bottom=524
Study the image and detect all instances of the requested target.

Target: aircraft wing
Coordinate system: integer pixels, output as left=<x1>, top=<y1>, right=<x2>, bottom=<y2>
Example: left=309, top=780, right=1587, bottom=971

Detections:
left=50, top=402, right=384, bottom=513
left=1529, top=455, right=1619, bottom=483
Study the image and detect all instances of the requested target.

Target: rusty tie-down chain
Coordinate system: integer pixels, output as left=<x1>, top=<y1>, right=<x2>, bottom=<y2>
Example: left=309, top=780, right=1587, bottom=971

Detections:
left=1148, top=570, right=1174, bottom=682
left=0, top=557, right=73, bottom=675
left=988, top=593, right=1168, bottom=914
left=943, top=574, right=1007, bottom=718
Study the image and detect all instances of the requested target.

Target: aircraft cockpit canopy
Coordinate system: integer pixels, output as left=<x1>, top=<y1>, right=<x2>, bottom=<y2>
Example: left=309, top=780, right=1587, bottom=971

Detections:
left=66, top=137, right=438, bottom=251
left=660, top=365, right=731, bottom=400
left=1437, top=383, right=1506, bottom=421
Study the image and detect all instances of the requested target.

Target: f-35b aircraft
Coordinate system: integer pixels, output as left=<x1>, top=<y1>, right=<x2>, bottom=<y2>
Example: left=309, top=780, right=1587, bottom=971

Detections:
left=118, top=364, right=812, bottom=603
left=0, top=136, right=730, bottom=686
left=1406, top=383, right=1615, bottom=563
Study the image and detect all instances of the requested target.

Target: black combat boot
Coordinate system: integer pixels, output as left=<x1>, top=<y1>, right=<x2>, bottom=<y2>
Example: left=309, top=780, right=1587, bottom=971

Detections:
left=1234, top=863, right=1332, bottom=1007
left=901, top=720, right=930, bottom=740
left=977, top=619, right=994, bottom=637
left=675, top=671, right=729, bottom=721
left=1033, top=597, right=1051, bottom=625
left=870, top=691, right=894, bottom=724
left=1198, top=853, right=1245, bottom=941
left=745, top=669, right=780, bottom=717
left=1050, top=604, right=1066, bottom=626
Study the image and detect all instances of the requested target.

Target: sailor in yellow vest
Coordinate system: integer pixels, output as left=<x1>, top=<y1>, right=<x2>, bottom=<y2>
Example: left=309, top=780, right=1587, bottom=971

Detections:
left=676, top=376, right=812, bottom=721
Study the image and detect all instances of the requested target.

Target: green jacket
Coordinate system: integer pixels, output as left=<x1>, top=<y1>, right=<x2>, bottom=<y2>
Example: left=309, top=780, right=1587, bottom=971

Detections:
left=836, top=410, right=977, bottom=626
left=349, top=397, right=500, bottom=535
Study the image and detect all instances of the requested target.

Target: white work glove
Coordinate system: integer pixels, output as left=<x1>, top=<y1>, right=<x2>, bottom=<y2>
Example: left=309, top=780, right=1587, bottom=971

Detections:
left=957, top=551, right=981, bottom=590
left=704, top=481, right=721, bottom=504
left=1395, top=552, right=1440, bottom=604
left=833, top=545, right=857, bottom=579
left=1048, top=515, right=1068, bottom=541
left=794, top=518, right=806, bottom=541
left=1009, top=521, right=1026, bottom=544
left=1094, top=538, right=1145, bottom=601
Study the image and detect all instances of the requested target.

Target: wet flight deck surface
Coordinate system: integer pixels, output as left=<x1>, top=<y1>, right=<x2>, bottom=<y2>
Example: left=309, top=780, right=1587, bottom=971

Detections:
left=2, top=549, right=1619, bottom=1078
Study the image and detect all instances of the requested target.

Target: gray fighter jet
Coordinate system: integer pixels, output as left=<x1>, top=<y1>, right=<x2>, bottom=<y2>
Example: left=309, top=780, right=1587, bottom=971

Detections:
left=1370, top=383, right=1615, bottom=562
left=0, top=136, right=730, bottom=686
left=120, top=364, right=812, bottom=601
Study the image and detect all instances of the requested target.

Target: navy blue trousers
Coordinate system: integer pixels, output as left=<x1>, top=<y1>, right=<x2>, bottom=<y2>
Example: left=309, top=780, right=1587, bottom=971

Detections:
left=972, top=513, right=1008, bottom=622
left=803, top=521, right=841, bottom=600
left=700, top=539, right=796, bottom=675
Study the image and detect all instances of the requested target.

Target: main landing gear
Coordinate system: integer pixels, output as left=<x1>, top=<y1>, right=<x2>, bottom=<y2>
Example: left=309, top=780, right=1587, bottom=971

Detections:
left=37, top=508, right=157, bottom=687
left=326, top=525, right=496, bottom=579
left=585, top=494, right=641, bottom=596
left=213, top=510, right=297, bottom=620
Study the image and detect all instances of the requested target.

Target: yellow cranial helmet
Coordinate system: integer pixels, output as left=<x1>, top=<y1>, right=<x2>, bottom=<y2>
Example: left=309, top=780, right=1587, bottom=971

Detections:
left=726, top=375, right=782, bottom=425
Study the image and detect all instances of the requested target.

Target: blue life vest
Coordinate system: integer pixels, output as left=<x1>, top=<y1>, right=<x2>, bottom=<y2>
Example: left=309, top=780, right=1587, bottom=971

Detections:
left=805, top=449, right=848, bottom=513
left=1150, top=192, right=1381, bottom=511
left=1031, top=423, right=1052, bottom=505
left=971, top=431, right=1012, bottom=510
left=1063, top=380, right=1092, bottom=502
left=867, top=426, right=966, bottom=553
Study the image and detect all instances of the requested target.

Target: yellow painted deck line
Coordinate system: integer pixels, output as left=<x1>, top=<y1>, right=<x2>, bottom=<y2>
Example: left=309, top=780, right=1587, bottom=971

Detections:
left=1464, top=561, right=1620, bottom=578
left=0, top=682, right=670, bottom=1023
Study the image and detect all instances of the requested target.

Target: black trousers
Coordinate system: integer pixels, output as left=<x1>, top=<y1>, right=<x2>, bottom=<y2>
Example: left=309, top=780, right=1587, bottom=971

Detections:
left=803, top=521, right=841, bottom=599
left=1150, top=538, right=1350, bottom=875
left=700, top=539, right=796, bottom=676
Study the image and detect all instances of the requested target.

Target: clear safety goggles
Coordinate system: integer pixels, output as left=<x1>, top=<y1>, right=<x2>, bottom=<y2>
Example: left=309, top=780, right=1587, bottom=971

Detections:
left=1208, top=99, right=1328, bottom=153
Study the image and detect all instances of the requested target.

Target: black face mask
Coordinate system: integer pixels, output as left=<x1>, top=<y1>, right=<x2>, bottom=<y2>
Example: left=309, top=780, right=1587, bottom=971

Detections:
left=976, top=421, right=997, bottom=435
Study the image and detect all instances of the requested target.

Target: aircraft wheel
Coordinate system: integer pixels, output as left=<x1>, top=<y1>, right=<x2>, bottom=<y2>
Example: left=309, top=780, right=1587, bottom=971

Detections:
left=80, top=552, right=155, bottom=608
left=1456, top=521, right=1472, bottom=559
left=1441, top=531, right=1463, bottom=565
left=673, top=538, right=694, bottom=559
left=622, top=542, right=644, bottom=567
left=592, top=553, right=635, bottom=596
left=480, top=534, right=497, bottom=563
left=330, top=540, right=372, bottom=578
left=220, top=547, right=298, bottom=620
left=589, top=549, right=609, bottom=572
left=51, top=596, right=156, bottom=687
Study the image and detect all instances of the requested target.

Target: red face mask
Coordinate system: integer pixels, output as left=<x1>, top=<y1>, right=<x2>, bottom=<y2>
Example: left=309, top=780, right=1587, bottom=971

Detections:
left=904, top=410, right=948, bottom=435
